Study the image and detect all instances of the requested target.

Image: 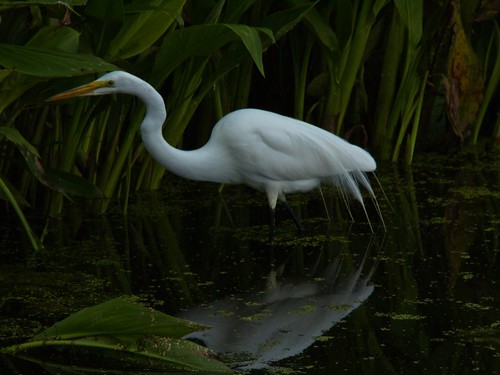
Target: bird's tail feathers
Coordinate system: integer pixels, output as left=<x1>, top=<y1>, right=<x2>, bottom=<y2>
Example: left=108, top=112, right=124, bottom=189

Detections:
left=330, top=170, right=385, bottom=232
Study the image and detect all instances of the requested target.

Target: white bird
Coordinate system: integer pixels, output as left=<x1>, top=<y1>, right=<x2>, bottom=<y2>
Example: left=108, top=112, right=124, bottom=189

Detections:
left=48, top=71, right=382, bottom=238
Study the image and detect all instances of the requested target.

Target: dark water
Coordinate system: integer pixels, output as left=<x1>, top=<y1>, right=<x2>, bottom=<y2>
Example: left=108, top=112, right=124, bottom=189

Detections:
left=0, top=151, right=499, bottom=374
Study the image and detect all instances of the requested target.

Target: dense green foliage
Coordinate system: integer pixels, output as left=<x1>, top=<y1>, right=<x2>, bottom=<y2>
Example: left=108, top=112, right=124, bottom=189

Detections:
left=0, top=0, right=498, bottom=249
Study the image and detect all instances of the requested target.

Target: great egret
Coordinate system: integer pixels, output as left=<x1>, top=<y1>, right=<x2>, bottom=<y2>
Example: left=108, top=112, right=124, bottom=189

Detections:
left=48, top=71, right=382, bottom=237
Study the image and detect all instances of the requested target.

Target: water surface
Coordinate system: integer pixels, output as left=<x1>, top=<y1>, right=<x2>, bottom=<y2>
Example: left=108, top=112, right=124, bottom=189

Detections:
left=0, top=151, right=498, bottom=374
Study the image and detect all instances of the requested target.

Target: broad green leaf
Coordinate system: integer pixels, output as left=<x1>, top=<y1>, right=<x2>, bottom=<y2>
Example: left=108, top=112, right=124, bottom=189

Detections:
left=4, top=299, right=231, bottom=372
left=224, top=24, right=273, bottom=76
left=154, top=24, right=234, bottom=81
left=141, top=336, right=231, bottom=373
left=0, top=26, right=82, bottom=112
left=259, top=2, right=317, bottom=42
left=26, top=25, right=80, bottom=53
left=105, top=0, right=186, bottom=60
left=0, top=44, right=117, bottom=77
left=153, top=23, right=273, bottom=83
left=10, top=336, right=231, bottom=373
left=209, top=3, right=316, bottom=79
left=44, top=169, right=103, bottom=198
left=33, top=298, right=207, bottom=341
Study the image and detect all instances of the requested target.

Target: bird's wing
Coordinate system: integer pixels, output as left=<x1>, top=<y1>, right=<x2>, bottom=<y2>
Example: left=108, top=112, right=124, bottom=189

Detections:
left=220, top=110, right=375, bottom=183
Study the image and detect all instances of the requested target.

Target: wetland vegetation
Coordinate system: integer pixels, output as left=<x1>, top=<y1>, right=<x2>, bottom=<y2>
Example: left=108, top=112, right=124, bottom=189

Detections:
left=0, top=0, right=499, bottom=373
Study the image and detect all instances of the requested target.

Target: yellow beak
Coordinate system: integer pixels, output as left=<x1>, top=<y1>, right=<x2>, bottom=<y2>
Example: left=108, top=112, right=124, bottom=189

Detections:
left=46, top=80, right=110, bottom=102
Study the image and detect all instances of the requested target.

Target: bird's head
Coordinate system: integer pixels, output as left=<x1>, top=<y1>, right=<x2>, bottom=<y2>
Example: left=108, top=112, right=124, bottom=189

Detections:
left=46, top=71, right=138, bottom=101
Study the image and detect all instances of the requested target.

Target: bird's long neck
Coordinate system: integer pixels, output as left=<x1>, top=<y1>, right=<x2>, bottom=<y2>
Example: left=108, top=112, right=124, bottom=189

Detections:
left=137, top=82, right=232, bottom=183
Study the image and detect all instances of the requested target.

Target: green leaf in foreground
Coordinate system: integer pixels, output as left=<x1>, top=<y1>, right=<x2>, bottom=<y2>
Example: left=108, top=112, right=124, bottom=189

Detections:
left=33, top=298, right=205, bottom=341
left=3, top=298, right=231, bottom=373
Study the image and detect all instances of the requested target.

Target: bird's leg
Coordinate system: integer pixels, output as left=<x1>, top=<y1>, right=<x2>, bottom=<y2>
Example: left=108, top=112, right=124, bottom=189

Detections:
left=269, top=208, right=276, bottom=241
left=281, top=199, right=305, bottom=234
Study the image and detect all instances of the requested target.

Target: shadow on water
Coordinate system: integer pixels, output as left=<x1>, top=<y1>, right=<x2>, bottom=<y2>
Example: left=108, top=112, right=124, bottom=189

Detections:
left=0, top=151, right=499, bottom=374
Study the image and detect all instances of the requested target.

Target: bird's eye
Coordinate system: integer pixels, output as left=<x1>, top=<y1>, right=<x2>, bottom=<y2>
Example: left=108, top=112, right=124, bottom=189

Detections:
left=108, top=80, right=114, bottom=85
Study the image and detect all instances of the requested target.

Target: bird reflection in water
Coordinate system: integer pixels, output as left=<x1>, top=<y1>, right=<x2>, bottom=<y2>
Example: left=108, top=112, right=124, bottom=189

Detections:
left=179, top=239, right=379, bottom=371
